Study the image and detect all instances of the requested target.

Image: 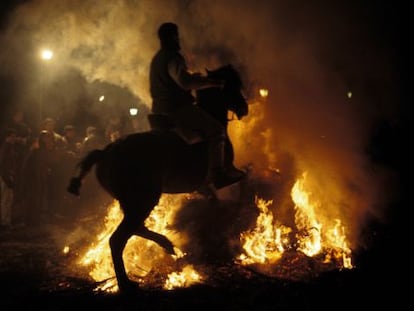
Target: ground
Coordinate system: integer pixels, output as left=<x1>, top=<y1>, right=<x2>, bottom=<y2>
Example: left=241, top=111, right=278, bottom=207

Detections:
left=0, top=202, right=404, bottom=310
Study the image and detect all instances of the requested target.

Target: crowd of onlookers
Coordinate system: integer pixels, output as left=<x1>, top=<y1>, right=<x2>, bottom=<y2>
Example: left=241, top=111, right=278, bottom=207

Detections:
left=0, top=108, right=144, bottom=230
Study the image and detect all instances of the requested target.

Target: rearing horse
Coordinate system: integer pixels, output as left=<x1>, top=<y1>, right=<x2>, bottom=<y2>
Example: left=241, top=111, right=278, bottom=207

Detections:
left=68, top=64, right=248, bottom=292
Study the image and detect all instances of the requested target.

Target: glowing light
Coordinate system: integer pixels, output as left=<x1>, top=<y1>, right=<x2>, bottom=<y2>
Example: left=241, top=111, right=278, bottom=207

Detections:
left=129, top=108, right=138, bottom=116
left=99, top=96, right=105, bottom=102
left=63, top=246, right=70, bottom=254
left=347, top=91, right=352, bottom=99
left=40, top=49, right=53, bottom=60
left=259, top=88, right=269, bottom=98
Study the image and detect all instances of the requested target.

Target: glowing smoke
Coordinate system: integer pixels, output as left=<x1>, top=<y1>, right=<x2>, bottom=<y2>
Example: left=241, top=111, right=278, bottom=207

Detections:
left=1, top=0, right=399, bottom=250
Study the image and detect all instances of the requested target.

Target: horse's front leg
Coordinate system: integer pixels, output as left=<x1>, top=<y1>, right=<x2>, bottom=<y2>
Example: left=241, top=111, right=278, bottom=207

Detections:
left=135, top=225, right=176, bottom=256
left=109, top=218, right=140, bottom=293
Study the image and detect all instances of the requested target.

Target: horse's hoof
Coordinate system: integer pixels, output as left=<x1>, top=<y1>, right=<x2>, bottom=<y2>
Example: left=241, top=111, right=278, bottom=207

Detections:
left=164, top=243, right=176, bottom=256
left=67, top=177, right=81, bottom=196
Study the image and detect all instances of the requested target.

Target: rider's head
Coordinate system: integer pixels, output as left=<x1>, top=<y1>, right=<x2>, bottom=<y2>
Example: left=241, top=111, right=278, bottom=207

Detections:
left=158, top=22, right=180, bottom=51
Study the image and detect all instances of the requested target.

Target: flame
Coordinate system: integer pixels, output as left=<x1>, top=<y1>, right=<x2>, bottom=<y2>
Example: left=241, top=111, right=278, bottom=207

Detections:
left=79, top=171, right=352, bottom=292
left=292, top=172, right=353, bottom=268
left=291, top=174, right=322, bottom=256
left=164, top=265, right=203, bottom=290
left=79, top=174, right=353, bottom=292
left=238, top=172, right=353, bottom=270
left=238, top=197, right=291, bottom=265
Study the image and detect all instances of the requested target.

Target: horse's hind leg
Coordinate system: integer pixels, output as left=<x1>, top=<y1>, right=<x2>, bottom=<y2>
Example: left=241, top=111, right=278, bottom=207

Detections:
left=109, top=188, right=165, bottom=293
left=109, top=216, right=139, bottom=292
left=110, top=220, right=176, bottom=293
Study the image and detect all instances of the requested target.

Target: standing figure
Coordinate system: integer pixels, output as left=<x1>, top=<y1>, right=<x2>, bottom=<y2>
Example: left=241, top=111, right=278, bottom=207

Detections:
left=20, top=130, right=60, bottom=224
left=0, top=128, right=19, bottom=228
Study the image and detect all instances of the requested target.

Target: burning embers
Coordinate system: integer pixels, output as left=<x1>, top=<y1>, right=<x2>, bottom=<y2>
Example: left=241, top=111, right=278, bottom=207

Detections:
left=77, top=172, right=353, bottom=292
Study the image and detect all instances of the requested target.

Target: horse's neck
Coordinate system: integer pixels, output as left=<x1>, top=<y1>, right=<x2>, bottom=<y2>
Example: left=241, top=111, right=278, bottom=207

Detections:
left=196, top=92, right=227, bottom=126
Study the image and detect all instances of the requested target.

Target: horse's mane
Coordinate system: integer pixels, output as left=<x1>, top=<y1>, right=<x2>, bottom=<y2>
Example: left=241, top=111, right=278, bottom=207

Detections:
left=206, top=64, right=244, bottom=90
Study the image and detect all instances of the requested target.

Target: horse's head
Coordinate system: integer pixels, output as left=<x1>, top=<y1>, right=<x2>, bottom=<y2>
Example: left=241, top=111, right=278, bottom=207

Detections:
left=205, top=64, right=248, bottom=120
left=196, top=64, right=248, bottom=125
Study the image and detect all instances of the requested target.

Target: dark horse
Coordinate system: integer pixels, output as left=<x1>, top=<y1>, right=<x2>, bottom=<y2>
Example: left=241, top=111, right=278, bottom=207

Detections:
left=67, top=64, right=248, bottom=292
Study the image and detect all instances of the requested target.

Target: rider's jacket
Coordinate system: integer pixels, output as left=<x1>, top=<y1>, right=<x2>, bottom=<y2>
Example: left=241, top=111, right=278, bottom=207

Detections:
left=149, top=49, right=195, bottom=114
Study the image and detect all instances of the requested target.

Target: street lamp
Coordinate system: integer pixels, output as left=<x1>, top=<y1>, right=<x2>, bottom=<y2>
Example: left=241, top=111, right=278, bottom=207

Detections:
left=129, top=108, right=138, bottom=116
left=41, top=49, right=54, bottom=61
left=39, top=49, right=53, bottom=125
left=129, top=108, right=139, bottom=132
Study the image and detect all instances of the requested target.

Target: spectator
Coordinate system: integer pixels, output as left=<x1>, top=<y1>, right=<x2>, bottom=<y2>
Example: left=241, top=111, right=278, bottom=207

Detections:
left=105, top=115, right=124, bottom=142
left=2, top=108, right=33, bottom=224
left=20, top=130, right=60, bottom=224
left=41, top=117, right=66, bottom=151
left=62, top=124, right=81, bottom=158
left=80, top=126, right=108, bottom=157
left=0, top=128, right=19, bottom=228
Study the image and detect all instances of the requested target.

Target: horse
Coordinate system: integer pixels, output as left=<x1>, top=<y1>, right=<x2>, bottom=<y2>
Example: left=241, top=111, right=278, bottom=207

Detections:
left=67, top=64, right=248, bottom=292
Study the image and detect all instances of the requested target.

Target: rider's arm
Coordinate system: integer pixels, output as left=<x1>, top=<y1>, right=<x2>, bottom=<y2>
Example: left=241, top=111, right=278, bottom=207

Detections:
left=168, top=54, right=223, bottom=90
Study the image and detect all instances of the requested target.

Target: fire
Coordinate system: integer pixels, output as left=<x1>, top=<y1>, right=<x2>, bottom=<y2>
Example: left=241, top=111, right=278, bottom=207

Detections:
left=292, top=172, right=353, bottom=268
left=164, top=265, right=203, bottom=290
left=238, top=172, right=353, bottom=270
left=291, top=174, right=322, bottom=256
left=79, top=194, right=200, bottom=292
left=79, top=173, right=352, bottom=292
left=238, top=197, right=291, bottom=265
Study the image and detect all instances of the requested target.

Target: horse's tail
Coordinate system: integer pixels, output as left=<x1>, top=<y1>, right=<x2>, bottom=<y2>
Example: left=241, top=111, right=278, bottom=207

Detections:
left=67, top=149, right=104, bottom=196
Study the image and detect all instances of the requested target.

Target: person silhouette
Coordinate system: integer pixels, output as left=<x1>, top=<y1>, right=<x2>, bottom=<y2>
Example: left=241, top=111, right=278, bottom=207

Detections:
left=149, top=22, right=245, bottom=188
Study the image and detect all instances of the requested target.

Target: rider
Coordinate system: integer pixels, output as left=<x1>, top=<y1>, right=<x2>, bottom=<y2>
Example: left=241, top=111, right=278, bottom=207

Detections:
left=149, top=22, right=245, bottom=188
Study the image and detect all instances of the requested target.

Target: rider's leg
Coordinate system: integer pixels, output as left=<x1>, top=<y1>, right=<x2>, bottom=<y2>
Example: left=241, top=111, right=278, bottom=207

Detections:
left=207, top=135, right=245, bottom=188
left=172, top=105, right=245, bottom=187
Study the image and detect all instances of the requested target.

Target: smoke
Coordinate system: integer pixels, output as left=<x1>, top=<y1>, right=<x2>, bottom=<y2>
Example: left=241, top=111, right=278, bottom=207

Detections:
left=1, top=0, right=400, bottom=250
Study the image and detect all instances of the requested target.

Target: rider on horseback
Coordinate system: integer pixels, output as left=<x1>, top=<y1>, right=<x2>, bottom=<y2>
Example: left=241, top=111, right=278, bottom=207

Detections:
left=149, top=22, right=245, bottom=189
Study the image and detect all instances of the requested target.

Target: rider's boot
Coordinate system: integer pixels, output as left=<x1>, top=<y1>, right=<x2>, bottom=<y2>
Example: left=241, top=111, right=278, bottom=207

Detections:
left=223, top=165, right=246, bottom=180
left=207, top=139, right=246, bottom=189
